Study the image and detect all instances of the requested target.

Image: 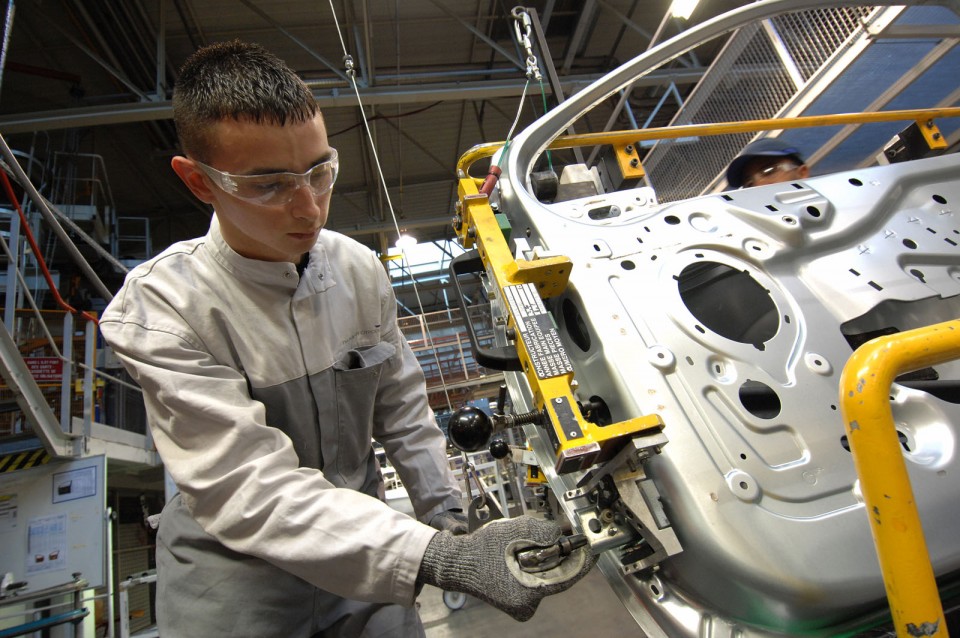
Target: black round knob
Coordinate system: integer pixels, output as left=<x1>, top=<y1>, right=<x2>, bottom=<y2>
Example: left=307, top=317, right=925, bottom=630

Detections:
left=448, top=406, right=493, bottom=452
left=489, top=438, right=510, bottom=459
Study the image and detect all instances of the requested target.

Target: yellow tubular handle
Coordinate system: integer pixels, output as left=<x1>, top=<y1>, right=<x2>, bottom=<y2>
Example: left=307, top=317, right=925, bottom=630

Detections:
left=839, top=319, right=960, bottom=638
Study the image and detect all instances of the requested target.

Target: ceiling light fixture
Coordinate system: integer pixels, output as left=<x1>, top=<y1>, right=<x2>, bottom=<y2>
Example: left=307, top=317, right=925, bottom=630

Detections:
left=395, top=234, right=417, bottom=249
left=669, top=0, right=700, bottom=20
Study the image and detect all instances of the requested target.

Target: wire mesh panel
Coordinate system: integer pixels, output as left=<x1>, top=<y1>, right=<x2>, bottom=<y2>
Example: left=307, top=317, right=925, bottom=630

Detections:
left=775, top=7, right=876, bottom=79
left=642, top=6, right=877, bottom=202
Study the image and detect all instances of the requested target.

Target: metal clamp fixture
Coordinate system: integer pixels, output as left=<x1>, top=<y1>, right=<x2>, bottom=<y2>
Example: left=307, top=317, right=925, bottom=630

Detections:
left=451, top=176, right=664, bottom=475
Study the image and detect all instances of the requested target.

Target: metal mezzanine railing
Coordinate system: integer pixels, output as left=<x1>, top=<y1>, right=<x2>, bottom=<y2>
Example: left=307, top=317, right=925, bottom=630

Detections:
left=0, top=132, right=155, bottom=467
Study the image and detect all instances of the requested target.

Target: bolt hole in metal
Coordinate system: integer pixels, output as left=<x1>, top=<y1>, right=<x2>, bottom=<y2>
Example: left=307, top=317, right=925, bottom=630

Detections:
left=804, top=352, right=832, bottom=375
left=903, top=238, right=918, bottom=249
left=726, top=469, right=760, bottom=501
left=933, top=194, right=947, bottom=204
left=849, top=178, right=863, bottom=186
left=806, top=205, right=821, bottom=218
left=707, top=355, right=735, bottom=383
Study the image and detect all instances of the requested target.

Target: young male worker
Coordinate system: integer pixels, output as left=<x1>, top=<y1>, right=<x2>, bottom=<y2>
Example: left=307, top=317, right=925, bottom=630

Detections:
left=726, top=138, right=809, bottom=188
left=100, top=40, right=591, bottom=637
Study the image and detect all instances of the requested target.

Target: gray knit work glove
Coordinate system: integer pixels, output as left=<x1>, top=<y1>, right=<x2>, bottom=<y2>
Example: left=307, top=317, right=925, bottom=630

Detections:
left=417, top=515, right=594, bottom=622
left=428, top=508, right=468, bottom=535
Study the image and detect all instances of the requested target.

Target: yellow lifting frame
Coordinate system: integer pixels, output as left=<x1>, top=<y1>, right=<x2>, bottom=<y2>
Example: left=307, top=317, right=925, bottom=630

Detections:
left=455, top=177, right=664, bottom=475
left=840, top=320, right=960, bottom=638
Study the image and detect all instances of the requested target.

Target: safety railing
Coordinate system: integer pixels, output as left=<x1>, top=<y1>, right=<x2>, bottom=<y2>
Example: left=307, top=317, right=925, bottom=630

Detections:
left=840, top=319, right=960, bottom=638
left=0, top=139, right=151, bottom=462
left=456, top=106, right=960, bottom=181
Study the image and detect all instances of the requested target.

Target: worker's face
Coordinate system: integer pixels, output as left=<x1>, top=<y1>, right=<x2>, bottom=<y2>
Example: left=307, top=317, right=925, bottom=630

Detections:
left=742, top=156, right=809, bottom=188
left=172, top=113, right=334, bottom=263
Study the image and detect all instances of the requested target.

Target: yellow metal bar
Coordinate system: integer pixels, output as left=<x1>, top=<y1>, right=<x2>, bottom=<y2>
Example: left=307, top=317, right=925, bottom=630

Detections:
left=457, top=107, right=960, bottom=175
left=839, top=320, right=960, bottom=638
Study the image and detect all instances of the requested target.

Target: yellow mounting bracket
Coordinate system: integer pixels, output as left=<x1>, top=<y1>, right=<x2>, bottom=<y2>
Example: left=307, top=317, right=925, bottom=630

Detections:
left=453, top=175, right=663, bottom=474
left=614, top=142, right=645, bottom=180
left=915, top=118, right=948, bottom=151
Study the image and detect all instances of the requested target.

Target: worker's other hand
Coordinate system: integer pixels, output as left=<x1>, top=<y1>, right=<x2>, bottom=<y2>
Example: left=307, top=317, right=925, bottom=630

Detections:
left=417, top=515, right=594, bottom=622
left=428, top=508, right=468, bottom=535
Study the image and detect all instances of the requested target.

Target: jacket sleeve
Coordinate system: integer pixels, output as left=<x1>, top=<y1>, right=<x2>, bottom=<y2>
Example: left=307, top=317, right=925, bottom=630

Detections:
left=99, top=277, right=437, bottom=606
left=368, top=253, right=463, bottom=522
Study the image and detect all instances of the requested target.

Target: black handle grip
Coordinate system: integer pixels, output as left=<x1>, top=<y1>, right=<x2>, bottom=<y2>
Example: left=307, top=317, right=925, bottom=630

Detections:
left=450, top=249, right=523, bottom=371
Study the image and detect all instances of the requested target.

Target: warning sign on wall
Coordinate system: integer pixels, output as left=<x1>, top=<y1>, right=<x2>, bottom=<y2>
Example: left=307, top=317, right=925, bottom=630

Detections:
left=24, top=357, right=64, bottom=383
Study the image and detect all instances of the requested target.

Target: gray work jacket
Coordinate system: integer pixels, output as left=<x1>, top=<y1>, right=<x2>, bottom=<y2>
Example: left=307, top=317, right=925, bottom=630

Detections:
left=100, top=217, right=459, bottom=609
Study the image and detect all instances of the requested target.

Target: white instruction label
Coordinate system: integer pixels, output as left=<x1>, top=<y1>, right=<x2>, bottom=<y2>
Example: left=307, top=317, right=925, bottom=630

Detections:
left=504, top=283, right=573, bottom=380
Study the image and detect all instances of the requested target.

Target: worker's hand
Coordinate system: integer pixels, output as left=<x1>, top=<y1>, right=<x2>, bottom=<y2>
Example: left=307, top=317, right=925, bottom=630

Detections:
left=428, top=508, right=468, bottom=535
left=417, top=515, right=594, bottom=622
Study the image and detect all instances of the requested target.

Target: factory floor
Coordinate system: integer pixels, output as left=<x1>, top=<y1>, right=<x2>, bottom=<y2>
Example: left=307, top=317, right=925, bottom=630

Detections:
left=418, top=567, right=646, bottom=637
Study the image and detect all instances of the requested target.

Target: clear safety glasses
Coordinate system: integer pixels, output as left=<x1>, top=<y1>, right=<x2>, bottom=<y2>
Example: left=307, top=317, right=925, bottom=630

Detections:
left=743, top=161, right=801, bottom=188
left=195, top=149, right=339, bottom=206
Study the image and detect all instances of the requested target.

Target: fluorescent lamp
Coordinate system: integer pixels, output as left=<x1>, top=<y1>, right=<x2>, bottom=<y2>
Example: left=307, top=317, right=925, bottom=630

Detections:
left=669, top=0, right=699, bottom=20
left=395, top=234, right=417, bottom=249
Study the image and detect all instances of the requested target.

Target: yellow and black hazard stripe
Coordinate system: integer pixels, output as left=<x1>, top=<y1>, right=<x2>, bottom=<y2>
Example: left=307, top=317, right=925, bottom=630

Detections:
left=0, top=448, right=50, bottom=473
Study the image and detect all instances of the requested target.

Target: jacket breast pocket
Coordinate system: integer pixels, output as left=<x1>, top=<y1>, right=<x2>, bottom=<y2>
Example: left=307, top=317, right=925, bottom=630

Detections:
left=330, top=341, right=396, bottom=486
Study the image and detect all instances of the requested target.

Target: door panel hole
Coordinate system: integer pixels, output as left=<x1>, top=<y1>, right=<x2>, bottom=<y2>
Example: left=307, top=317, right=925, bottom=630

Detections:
left=677, top=262, right=778, bottom=348
left=739, top=379, right=780, bottom=419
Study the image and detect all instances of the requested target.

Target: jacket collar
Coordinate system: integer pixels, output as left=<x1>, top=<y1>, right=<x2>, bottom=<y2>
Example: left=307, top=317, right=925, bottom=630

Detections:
left=206, top=215, right=335, bottom=295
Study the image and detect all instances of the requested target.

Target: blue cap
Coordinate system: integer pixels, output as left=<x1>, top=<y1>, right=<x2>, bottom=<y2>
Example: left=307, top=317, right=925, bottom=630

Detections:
left=726, top=138, right=805, bottom=188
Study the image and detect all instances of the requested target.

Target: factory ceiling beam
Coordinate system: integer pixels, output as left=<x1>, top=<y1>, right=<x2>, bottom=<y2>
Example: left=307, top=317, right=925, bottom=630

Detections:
left=425, top=0, right=524, bottom=71
left=0, top=68, right=705, bottom=134
left=239, top=0, right=354, bottom=84
left=561, top=0, right=598, bottom=75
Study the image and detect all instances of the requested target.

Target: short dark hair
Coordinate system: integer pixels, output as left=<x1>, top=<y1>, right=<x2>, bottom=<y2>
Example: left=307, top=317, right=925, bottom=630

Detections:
left=172, top=40, right=319, bottom=161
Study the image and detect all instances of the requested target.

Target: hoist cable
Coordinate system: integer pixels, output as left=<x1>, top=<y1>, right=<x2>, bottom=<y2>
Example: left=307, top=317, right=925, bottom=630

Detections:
left=326, top=0, right=456, bottom=413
